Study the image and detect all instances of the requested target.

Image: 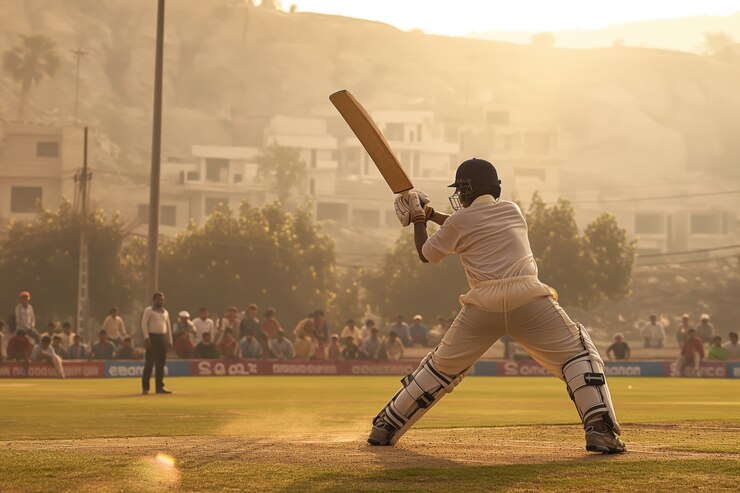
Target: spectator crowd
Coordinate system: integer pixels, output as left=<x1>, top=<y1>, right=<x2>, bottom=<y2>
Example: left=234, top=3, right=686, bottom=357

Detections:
left=2, top=291, right=456, bottom=371
left=4, top=292, right=740, bottom=380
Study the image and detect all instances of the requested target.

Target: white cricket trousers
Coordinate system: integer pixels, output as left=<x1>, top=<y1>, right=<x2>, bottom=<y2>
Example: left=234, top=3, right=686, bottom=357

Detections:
left=432, top=296, right=587, bottom=379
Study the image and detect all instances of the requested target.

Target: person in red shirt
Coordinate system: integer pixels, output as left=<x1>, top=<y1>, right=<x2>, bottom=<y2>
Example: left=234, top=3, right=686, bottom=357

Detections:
left=7, top=329, right=34, bottom=361
left=261, top=308, right=282, bottom=340
left=679, top=328, right=705, bottom=377
left=174, top=330, right=195, bottom=359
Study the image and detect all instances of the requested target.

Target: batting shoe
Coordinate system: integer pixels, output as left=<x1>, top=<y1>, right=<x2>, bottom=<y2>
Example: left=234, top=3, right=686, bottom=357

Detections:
left=367, top=422, right=396, bottom=446
left=585, top=421, right=626, bottom=454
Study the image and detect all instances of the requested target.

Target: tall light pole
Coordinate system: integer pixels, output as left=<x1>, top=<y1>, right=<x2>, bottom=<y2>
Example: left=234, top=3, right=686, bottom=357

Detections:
left=75, top=127, right=91, bottom=341
left=71, top=48, right=87, bottom=123
left=147, top=0, right=165, bottom=297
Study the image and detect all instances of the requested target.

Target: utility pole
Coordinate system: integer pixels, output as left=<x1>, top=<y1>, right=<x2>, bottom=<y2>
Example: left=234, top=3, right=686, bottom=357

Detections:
left=71, top=48, right=87, bottom=123
left=75, top=127, right=92, bottom=341
left=147, top=0, right=165, bottom=298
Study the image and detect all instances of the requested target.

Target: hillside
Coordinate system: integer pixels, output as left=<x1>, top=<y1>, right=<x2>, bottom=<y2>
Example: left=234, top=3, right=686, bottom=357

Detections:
left=1, top=0, right=740, bottom=187
left=475, top=12, right=740, bottom=52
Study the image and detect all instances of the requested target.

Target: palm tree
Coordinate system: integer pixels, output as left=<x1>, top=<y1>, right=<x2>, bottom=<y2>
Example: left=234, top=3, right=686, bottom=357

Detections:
left=3, top=34, right=60, bottom=121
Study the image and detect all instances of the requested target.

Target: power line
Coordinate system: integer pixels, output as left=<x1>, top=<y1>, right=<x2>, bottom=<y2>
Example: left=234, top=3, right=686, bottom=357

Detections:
left=569, top=189, right=740, bottom=204
left=637, top=244, right=740, bottom=258
left=635, top=253, right=739, bottom=268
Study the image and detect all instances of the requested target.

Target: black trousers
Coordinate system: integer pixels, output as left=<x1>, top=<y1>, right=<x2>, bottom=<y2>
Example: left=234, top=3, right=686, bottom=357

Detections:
left=142, top=333, right=167, bottom=391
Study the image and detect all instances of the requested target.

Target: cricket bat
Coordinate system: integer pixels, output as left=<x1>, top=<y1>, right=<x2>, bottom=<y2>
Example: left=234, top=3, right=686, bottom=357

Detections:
left=329, top=89, right=413, bottom=194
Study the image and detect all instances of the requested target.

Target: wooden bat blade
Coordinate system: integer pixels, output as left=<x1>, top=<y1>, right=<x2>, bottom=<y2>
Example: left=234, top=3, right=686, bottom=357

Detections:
left=330, top=89, right=413, bottom=194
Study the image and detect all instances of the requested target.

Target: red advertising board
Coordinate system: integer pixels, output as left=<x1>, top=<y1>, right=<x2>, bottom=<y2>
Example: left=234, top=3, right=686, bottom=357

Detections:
left=0, top=361, right=104, bottom=378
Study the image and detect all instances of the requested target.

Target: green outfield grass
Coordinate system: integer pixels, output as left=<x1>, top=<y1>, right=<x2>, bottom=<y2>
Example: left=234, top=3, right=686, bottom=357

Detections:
left=1, top=376, right=739, bottom=492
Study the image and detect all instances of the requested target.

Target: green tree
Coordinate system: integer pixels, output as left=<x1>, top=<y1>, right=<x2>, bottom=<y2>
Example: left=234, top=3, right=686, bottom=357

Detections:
left=0, top=200, right=144, bottom=323
left=524, top=193, right=635, bottom=308
left=584, top=213, right=636, bottom=300
left=3, top=34, right=60, bottom=120
left=362, top=228, right=468, bottom=322
left=256, top=144, right=307, bottom=203
left=363, top=194, right=635, bottom=318
left=159, top=201, right=335, bottom=327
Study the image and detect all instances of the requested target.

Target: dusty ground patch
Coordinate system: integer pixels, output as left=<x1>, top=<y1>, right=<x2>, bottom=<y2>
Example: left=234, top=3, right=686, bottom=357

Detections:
left=4, top=423, right=739, bottom=470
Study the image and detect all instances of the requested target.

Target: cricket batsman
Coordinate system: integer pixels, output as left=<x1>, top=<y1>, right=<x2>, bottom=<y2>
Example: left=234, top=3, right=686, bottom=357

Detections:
left=368, top=158, right=625, bottom=454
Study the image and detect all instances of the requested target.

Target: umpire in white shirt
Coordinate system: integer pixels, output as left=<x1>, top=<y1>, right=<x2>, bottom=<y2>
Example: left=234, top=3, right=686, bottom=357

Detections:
left=140, top=292, right=174, bottom=394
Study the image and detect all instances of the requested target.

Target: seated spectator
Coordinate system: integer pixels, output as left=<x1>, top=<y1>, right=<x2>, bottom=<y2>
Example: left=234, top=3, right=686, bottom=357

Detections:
left=174, top=328, right=195, bottom=359
left=216, top=327, right=239, bottom=359
left=51, top=335, right=66, bottom=359
left=409, top=315, right=429, bottom=347
left=261, top=308, right=282, bottom=340
left=7, top=329, right=34, bottom=361
left=193, top=307, right=214, bottom=343
left=41, top=321, right=57, bottom=340
left=676, top=314, right=692, bottom=346
left=102, top=307, right=127, bottom=346
left=340, top=319, right=362, bottom=345
left=725, top=332, right=740, bottom=360
left=707, top=336, right=729, bottom=361
left=59, top=322, right=75, bottom=350
left=117, top=337, right=136, bottom=359
left=293, top=313, right=316, bottom=340
left=679, top=328, right=704, bottom=376
left=215, top=306, right=239, bottom=342
left=174, top=311, right=196, bottom=344
left=239, top=329, right=263, bottom=359
left=641, top=314, right=665, bottom=348
left=326, top=334, right=341, bottom=360
left=194, top=332, right=219, bottom=359
left=269, top=330, right=295, bottom=360
left=341, top=335, right=361, bottom=360
left=696, top=314, right=715, bottom=344
left=383, top=331, right=404, bottom=360
left=91, top=330, right=117, bottom=360
left=606, top=333, right=630, bottom=360
left=239, top=304, right=260, bottom=337
left=294, top=332, right=316, bottom=360
left=66, top=335, right=88, bottom=359
left=31, top=335, right=65, bottom=378
left=361, top=327, right=383, bottom=360
left=388, top=314, right=411, bottom=347
left=360, top=319, right=376, bottom=341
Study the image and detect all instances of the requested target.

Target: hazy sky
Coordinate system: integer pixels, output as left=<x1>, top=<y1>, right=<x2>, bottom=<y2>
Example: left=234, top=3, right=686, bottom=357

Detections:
left=294, top=0, right=740, bottom=35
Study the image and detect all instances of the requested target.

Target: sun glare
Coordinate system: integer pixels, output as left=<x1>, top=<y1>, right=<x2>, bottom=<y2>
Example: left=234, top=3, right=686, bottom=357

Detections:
left=294, top=0, right=740, bottom=35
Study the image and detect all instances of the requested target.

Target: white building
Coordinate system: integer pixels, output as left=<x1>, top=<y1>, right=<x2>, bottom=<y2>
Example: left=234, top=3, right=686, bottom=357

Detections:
left=133, top=145, right=265, bottom=235
left=460, top=109, right=561, bottom=206
left=0, top=123, right=85, bottom=225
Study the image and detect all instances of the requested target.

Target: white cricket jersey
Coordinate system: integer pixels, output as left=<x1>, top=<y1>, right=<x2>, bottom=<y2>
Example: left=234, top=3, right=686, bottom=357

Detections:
left=422, top=195, right=552, bottom=312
